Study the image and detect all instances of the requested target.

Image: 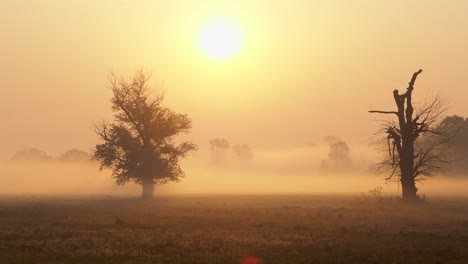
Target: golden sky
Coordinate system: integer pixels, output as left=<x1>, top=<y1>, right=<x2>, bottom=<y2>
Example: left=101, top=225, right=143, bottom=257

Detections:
left=1, top=0, right=468, bottom=158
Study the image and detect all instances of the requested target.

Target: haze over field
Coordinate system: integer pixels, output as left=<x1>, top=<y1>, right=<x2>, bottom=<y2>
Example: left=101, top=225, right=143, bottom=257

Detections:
left=4, top=2, right=468, bottom=264
left=1, top=0, right=468, bottom=197
left=1, top=145, right=468, bottom=196
left=2, top=1, right=468, bottom=156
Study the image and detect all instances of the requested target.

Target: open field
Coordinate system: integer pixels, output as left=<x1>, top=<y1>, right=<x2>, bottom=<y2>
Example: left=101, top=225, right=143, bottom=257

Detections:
left=1, top=195, right=468, bottom=264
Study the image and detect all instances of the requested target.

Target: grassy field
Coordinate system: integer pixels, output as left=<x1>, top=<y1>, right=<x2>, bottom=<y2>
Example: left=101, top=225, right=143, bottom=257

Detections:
left=0, top=195, right=468, bottom=264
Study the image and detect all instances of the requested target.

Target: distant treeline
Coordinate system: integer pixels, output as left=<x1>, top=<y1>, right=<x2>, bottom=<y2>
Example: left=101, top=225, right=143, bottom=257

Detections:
left=426, top=115, right=468, bottom=174
left=10, top=148, right=91, bottom=163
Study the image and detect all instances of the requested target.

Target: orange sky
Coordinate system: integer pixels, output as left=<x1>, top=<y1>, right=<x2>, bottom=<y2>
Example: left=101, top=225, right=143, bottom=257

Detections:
left=1, top=0, right=468, bottom=159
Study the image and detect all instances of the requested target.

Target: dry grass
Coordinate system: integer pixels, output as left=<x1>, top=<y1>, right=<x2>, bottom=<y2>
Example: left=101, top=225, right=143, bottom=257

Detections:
left=0, top=195, right=468, bottom=263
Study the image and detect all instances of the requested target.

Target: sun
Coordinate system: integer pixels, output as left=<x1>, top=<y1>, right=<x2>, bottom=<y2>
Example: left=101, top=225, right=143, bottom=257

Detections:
left=198, top=18, right=244, bottom=61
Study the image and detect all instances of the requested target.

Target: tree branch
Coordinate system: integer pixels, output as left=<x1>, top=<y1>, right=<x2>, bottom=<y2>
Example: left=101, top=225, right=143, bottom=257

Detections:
left=369, top=110, right=398, bottom=115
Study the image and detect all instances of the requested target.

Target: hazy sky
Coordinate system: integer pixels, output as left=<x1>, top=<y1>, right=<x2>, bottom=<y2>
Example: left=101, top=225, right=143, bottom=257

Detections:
left=1, top=0, right=468, bottom=159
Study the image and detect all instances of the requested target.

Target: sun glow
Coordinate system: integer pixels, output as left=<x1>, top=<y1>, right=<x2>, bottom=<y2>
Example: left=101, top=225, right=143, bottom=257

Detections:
left=198, top=18, right=244, bottom=60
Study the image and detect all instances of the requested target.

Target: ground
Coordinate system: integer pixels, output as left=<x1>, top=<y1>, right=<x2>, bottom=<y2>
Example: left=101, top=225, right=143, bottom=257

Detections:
left=0, top=195, right=468, bottom=264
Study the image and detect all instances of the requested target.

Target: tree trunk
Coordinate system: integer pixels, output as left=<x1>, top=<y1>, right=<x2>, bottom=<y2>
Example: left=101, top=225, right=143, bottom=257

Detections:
left=401, top=175, right=418, bottom=201
left=400, top=154, right=418, bottom=201
left=141, top=181, right=154, bottom=199
left=399, top=124, right=419, bottom=201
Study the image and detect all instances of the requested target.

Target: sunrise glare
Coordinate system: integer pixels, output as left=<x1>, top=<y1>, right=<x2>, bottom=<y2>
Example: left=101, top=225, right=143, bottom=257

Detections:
left=198, top=18, right=244, bottom=60
left=1, top=1, right=468, bottom=263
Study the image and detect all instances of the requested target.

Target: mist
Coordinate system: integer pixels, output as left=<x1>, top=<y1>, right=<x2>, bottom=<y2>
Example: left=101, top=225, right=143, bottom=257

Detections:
left=1, top=141, right=467, bottom=197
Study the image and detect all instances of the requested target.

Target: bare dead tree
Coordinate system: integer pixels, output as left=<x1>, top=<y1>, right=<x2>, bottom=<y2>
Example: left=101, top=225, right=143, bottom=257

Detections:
left=369, top=69, right=451, bottom=201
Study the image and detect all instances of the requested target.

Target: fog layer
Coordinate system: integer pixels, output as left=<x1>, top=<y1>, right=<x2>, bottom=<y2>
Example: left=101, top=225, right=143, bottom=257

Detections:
left=1, top=143, right=467, bottom=197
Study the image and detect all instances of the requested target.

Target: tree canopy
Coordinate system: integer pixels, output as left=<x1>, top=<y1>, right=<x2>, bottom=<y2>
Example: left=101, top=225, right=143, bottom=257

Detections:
left=59, top=149, right=90, bottom=162
left=11, top=148, right=51, bottom=162
left=430, top=115, right=468, bottom=174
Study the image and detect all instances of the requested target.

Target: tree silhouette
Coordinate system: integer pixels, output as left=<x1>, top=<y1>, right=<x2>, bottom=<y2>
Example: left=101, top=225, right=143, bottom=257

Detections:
left=320, top=139, right=352, bottom=171
left=430, top=115, right=468, bottom=174
left=11, top=148, right=51, bottom=162
left=209, top=138, right=230, bottom=165
left=59, top=149, right=90, bottom=162
left=232, top=144, right=253, bottom=162
left=370, top=69, right=450, bottom=201
left=93, top=71, right=197, bottom=199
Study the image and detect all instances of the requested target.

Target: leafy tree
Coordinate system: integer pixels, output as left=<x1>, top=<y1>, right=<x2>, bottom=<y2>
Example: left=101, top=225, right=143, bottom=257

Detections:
left=209, top=138, right=230, bottom=164
left=431, top=115, right=468, bottom=174
left=370, top=69, right=450, bottom=201
left=320, top=138, right=352, bottom=171
left=93, top=71, right=197, bottom=199
left=232, top=144, right=253, bottom=162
